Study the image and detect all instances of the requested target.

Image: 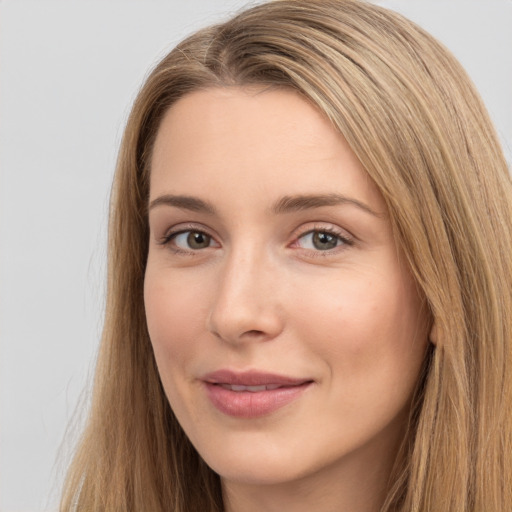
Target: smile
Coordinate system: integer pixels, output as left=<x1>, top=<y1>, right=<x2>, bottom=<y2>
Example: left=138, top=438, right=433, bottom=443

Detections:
left=202, top=370, right=313, bottom=418
left=219, top=384, right=283, bottom=392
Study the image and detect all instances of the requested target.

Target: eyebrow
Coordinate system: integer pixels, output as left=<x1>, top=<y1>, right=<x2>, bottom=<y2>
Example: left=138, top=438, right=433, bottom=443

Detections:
left=148, top=194, right=216, bottom=214
left=272, top=193, right=381, bottom=217
left=148, top=193, right=381, bottom=217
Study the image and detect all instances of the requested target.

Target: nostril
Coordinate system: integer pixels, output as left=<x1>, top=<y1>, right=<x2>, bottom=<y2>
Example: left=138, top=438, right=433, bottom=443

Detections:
left=244, top=329, right=265, bottom=337
left=207, top=299, right=284, bottom=344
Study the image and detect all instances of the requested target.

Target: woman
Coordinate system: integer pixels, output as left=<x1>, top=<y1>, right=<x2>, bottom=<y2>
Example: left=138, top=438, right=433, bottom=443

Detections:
left=60, top=1, right=512, bottom=511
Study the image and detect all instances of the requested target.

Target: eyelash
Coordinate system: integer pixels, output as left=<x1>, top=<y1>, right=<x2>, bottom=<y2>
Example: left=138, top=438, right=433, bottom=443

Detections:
left=158, top=224, right=217, bottom=255
left=291, top=226, right=354, bottom=256
left=159, top=224, right=354, bottom=256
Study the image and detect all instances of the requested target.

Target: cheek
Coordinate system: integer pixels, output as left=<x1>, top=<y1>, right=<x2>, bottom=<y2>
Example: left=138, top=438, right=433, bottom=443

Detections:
left=144, top=270, right=207, bottom=366
left=292, top=267, right=427, bottom=382
left=296, top=271, right=428, bottom=441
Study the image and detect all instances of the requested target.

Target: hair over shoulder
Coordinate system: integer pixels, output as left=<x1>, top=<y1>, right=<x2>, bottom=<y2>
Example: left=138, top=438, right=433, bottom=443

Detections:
left=60, top=1, right=512, bottom=511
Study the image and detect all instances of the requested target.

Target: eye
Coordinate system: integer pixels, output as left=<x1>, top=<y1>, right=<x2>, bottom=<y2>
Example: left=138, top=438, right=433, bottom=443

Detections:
left=296, top=229, right=350, bottom=251
left=168, top=230, right=215, bottom=250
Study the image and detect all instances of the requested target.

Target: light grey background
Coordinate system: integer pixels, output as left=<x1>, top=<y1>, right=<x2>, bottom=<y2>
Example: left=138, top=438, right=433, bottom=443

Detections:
left=1, top=1, right=511, bottom=511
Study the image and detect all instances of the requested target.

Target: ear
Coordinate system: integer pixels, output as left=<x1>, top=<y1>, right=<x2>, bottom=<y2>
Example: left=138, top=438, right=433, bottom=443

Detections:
left=429, top=322, right=438, bottom=346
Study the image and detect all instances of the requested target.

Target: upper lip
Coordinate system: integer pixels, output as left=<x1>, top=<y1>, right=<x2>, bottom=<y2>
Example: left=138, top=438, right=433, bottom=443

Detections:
left=202, top=369, right=312, bottom=387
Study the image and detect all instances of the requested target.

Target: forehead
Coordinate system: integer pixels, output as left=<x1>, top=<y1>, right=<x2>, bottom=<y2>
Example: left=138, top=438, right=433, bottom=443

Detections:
left=152, top=86, right=333, bottom=164
left=150, top=87, right=384, bottom=212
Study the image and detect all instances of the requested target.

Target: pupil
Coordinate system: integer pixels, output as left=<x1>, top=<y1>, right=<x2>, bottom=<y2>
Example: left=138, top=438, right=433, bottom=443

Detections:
left=313, top=231, right=337, bottom=250
left=188, top=232, right=210, bottom=249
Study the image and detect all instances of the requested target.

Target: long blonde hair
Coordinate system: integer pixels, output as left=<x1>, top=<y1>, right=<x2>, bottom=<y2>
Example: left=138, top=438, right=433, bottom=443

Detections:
left=60, top=1, right=512, bottom=510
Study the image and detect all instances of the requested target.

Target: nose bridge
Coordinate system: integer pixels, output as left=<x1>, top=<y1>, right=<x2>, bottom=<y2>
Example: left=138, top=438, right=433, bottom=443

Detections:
left=207, top=240, right=282, bottom=344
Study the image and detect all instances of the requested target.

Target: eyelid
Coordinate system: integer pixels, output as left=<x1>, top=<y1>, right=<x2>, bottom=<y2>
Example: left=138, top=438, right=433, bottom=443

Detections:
left=158, top=223, right=220, bottom=250
left=289, top=223, right=355, bottom=252
left=156, top=221, right=354, bottom=256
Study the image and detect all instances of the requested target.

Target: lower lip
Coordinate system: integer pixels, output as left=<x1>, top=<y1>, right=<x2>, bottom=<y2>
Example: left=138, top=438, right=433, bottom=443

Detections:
left=204, top=382, right=312, bottom=419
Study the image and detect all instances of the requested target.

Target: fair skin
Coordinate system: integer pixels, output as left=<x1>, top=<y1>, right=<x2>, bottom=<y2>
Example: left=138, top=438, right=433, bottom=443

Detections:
left=144, top=87, right=429, bottom=512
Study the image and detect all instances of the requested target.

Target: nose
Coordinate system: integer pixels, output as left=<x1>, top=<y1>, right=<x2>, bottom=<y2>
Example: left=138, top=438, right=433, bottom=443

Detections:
left=207, top=247, right=284, bottom=346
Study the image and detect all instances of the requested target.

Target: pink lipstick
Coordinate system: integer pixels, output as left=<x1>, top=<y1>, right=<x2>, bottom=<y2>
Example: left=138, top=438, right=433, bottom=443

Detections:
left=202, top=370, right=313, bottom=419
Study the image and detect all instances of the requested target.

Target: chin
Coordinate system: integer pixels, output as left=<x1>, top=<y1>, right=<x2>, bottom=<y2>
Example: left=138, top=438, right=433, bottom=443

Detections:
left=212, top=459, right=305, bottom=487
left=195, top=438, right=309, bottom=486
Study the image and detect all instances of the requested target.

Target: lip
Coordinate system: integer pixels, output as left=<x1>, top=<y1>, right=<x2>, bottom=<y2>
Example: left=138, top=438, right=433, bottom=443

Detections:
left=201, top=369, right=313, bottom=419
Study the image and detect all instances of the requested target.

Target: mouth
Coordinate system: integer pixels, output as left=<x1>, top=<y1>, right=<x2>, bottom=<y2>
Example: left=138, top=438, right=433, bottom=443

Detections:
left=201, top=369, right=314, bottom=418
left=202, top=369, right=312, bottom=387
left=217, top=383, right=292, bottom=392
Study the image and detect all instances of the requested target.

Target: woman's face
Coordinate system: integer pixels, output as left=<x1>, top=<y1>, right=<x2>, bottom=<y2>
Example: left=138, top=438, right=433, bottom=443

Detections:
left=145, top=87, right=429, bottom=492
